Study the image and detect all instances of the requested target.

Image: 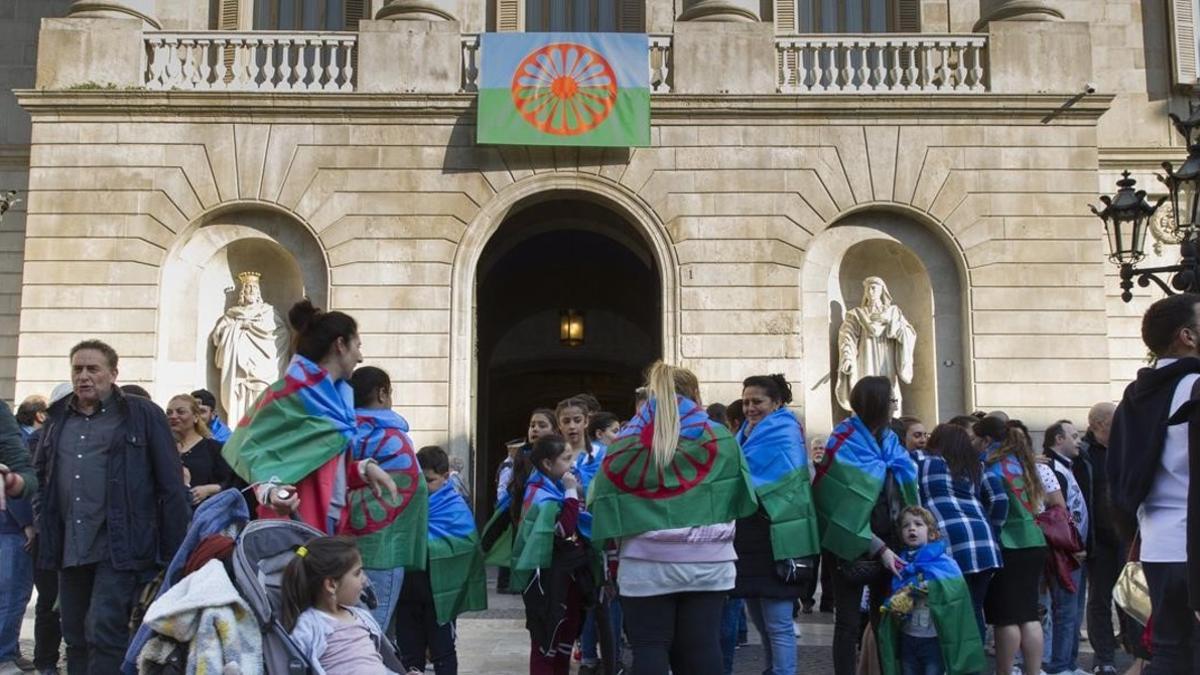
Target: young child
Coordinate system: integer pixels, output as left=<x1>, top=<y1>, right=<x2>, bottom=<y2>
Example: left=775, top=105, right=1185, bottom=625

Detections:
left=281, top=536, right=400, bottom=675
left=510, top=433, right=596, bottom=675
left=394, top=446, right=487, bottom=675
left=879, top=506, right=985, bottom=675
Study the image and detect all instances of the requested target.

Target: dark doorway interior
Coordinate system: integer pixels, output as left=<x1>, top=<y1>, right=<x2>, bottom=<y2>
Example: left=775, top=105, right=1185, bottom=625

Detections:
left=473, top=198, right=661, bottom=513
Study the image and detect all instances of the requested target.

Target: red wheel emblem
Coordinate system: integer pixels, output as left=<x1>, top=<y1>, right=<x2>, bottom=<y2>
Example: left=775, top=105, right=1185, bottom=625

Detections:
left=511, top=42, right=618, bottom=136
left=344, top=428, right=421, bottom=536
left=601, top=425, right=719, bottom=500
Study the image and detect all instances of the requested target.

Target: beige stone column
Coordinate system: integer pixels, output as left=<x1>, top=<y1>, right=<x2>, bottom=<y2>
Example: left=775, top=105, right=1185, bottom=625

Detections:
left=376, top=0, right=458, bottom=21
left=36, top=17, right=145, bottom=89
left=974, top=0, right=1063, bottom=30
left=677, top=0, right=759, bottom=22
left=66, top=0, right=160, bottom=28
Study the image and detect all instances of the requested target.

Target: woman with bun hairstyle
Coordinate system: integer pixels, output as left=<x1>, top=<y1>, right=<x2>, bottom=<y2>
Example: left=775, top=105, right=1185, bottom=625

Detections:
left=587, top=361, right=757, bottom=675
left=730, top=374, right=820, bottom=675
left=222, top=299, right=398, bottom=532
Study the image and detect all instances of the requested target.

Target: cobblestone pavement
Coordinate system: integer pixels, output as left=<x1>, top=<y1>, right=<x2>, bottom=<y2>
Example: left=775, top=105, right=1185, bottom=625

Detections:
left=19, top=576, right=1132, bottom=674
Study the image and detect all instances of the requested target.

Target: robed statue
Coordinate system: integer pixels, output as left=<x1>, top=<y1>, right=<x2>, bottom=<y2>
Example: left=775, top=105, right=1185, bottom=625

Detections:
left=835, top=277, right=917, bottom=414
left=211, top=272, right=290, bottom=425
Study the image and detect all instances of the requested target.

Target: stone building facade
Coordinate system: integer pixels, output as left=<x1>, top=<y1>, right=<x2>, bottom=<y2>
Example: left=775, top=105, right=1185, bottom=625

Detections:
left=2, top=0, right=1195, bottom=496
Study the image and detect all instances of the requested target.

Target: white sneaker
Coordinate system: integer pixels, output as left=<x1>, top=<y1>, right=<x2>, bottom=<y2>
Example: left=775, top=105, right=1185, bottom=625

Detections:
left=793, top=620, right=801, bottom=637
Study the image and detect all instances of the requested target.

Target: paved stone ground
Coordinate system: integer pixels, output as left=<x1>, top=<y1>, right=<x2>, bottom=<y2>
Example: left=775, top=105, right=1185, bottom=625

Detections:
left=19, top=571, right=1133, bottom=674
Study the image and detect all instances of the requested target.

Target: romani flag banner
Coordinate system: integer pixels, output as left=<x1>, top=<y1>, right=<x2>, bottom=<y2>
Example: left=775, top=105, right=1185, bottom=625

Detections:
left=813, top=416, right=919, bottom=561
left=737, top=407, right=820, bottom=560
left=427, top=482, right=488, bottom=624
left=510, top=470, right=594, bottom=590
left=877, top=540, right=986, bottom=674
left=587, top=397, right=757, bottom=543
left=346, top=409, right=428, bottom=571
left=477, top=33, right=650, bottom=147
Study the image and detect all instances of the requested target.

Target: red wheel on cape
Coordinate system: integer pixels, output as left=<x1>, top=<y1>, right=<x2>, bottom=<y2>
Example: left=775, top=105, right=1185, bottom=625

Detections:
left=510, top=42, right=618, bottom=136
left=601, top=424, right=719, bottom=500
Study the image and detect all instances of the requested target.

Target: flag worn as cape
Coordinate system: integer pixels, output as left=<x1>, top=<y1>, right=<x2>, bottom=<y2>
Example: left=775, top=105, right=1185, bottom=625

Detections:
left=345, top=408, right=428, bottom=571
left=587, top=396, right=757, bottom=543
left=481, top=490, right=515, bottom=567
left=986, top=455, right=1047, bottom=550
left=574, top=442, right=606, bottom=495
left=877, top=540, right=986, bottom=675
left=222, top=355, right=357, bottom=530
left=510, top=469, right=593, bottom=590
left=737, top=407, right=820, bottom=560
left=813, top=415, right=918, bottom=561
left=427, top=482, right=488, bottom=624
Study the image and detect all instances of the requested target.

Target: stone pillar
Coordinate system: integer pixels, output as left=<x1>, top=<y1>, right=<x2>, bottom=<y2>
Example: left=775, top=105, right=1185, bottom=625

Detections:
left=986, top=18, right=1091, bottom=94
left=677, top=0, right=759, bottom=22
left=974, top=0, right=1063, bottom=31
left=375, top=0, right=457, bottom=21
left=356, top=19, right=462, bottom=93
left=36, top=17, right=145, bottom=89
left=67, top=0, right=161, bottom=28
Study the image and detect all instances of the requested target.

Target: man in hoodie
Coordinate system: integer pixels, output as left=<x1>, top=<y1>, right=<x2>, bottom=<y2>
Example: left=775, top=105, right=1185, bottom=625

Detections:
left=1109, top=293, right=1200, bottom=675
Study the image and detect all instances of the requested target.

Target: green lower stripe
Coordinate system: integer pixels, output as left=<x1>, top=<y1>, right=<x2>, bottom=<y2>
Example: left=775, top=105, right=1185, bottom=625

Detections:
left=759, top=468, right=820, bottom=559
left=814, top=463, right=883, bottom=560
left=478, top=88, right=650, bottom=147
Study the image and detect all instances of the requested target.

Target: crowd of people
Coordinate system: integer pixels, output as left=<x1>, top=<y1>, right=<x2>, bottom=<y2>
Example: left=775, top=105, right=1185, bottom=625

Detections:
left=0, top=292, right=1196, bottom=675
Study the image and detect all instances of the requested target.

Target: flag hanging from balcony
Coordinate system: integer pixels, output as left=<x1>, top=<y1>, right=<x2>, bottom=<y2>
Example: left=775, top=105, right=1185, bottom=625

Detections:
left=477, top=33, right=650, bottom=147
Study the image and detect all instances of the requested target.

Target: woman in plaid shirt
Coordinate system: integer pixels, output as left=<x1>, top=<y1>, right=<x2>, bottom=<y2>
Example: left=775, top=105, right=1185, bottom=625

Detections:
left=914, top=423, right=1008, bottom=642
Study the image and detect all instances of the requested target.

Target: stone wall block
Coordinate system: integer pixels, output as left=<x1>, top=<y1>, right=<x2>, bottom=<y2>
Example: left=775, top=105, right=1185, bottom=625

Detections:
left=670, top=20, right=775, bottom=95
left=356, top=19, right=462, bottom=94
left=987, top=20, right=1092, bottom=95
left=34, top=17, right=143, bottom=89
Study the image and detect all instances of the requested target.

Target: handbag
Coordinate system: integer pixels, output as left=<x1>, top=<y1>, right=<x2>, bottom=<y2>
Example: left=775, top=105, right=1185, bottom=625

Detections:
left=774, top=555, right=817, bottom=584
left=837, top=554, right=885, bottom=585
left=1114, top=533, right=1152, bottom=626
left=1034, top=504, right=1083, bottom=553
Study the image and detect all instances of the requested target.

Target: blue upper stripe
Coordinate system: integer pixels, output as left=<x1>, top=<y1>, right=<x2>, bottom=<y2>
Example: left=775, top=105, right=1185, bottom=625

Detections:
left=479, top=32, right=649, bottom=90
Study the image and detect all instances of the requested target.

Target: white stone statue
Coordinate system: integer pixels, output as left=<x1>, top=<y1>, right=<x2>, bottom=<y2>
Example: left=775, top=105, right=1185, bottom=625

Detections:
left=211, top=272, right=290, bottom=425
left=835, top=277, right=917, bottom=414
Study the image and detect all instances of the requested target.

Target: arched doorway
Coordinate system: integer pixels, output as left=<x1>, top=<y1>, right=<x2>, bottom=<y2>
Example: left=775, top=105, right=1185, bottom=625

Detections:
left=473, top=198, right=663, bottom=505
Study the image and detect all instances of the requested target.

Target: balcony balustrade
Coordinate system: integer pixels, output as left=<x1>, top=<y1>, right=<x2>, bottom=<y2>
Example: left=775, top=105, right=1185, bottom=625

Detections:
left=141, top=30, right=987, bottom=95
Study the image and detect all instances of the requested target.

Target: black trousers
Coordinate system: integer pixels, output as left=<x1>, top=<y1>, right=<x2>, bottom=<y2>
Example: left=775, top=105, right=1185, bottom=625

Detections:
left=32, top=563, right=61, bottom=670
left=58, top=561, right=152, bottom=675
left=620, top=591, right=725, bottom=675
left=1142, top=562, right=1200, bottom=675
left=1085, top=538, right=1127, bottom=668
left=831, top=563, right=891, bottom=675
left=395, top=572, right=458, bottom=675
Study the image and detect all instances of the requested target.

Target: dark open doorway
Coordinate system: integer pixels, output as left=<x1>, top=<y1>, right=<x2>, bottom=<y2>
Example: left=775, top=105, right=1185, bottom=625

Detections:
left=473, top=197, right=662, bottom=511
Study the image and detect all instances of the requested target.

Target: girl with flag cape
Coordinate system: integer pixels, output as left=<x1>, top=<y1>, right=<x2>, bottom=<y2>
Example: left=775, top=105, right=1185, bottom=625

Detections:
left=394, top=445, right=487, bottom=675
left=347, top=365, right=430, bottom=632
left=587, top=362, right=757, bottom=675
left=973, top=415, right=1054, bottom=675
left=732, top=374, right=820, bottom=675
left=221, top=301, right=399, bottom=536
left=489, top=408, right=558, bottom=594
left=508, top=433, right=598, bottom=675
left=877, top=506, right=985, bottom=675
left=812, top=375, right=919, bottom=675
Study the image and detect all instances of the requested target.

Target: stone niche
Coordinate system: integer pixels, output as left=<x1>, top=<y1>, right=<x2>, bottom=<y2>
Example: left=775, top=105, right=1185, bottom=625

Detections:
left=801, top=209, right=967, bottom=435
left=156, top=208, right=329, bottom=412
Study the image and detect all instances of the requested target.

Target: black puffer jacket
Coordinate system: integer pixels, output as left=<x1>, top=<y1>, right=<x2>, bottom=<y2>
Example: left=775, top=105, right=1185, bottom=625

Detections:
left=732, top=507, right=803, bottom=599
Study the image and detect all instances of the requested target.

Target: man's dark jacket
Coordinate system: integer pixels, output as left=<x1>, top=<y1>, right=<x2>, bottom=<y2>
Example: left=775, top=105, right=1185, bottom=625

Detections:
left=0, top=399, right=35, bottom=498
left=1109, top=356, right=1200, bottom=610
left=1077, top=431, right=1115, bottom=549
left=32, top=388, right=190, bottom=571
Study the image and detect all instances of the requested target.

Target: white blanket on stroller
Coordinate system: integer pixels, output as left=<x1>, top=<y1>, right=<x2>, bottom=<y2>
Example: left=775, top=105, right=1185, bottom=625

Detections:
left=138, top=559, right=264, bottom=675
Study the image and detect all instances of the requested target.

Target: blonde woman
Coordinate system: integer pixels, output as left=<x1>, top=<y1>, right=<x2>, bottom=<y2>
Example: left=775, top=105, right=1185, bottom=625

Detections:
left=587, top=361, right=757, bottom=675
left=165, top=393, right=233, bottom=506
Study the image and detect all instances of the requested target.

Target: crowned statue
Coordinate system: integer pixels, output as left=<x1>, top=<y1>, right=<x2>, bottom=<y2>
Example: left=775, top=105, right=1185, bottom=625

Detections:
left=835, top=276, right=917, bottom=414
left=211, top=272, right=290, bottom=425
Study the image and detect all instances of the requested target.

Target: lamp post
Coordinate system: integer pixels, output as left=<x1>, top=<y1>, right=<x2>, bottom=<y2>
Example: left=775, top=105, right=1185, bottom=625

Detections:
left=1095, top=105, right=1200, bottom=302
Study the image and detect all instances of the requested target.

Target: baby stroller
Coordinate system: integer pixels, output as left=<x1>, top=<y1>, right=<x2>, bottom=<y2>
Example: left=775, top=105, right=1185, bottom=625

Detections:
left=231, top=518, right=407, bottom=674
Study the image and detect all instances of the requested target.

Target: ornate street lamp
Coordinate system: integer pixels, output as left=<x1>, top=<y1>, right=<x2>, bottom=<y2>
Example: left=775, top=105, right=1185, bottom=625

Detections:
left=1095, top=103, right=1200, bottom=302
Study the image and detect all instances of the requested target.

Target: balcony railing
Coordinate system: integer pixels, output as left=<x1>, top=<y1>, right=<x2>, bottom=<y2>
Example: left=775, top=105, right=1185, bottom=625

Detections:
left=144, top=32, right=357, bottom=91
left=776, top=34, right=987, bottom=93
left=459, top=34, right=673, bottom=94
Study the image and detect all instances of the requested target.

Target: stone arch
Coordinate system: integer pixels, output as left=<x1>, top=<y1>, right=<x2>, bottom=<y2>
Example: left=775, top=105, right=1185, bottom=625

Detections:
left=800, top=204, right=971, bottom=436
left=448, top=173, right=681, bottom=464
left=155, top=201, right=330, bottom=410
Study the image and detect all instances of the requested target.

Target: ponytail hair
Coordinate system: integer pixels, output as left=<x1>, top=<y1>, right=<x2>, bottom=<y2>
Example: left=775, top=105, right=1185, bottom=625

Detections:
left=741, top=373, right=793, bottom=405
left=507, top=433, right=569, bottom=521
left=979, top=416, right=1045, bottom=507
left=288, top=299, right=358, bottom=363
left=279, top=536, right=361, bottom=632
left=644, top=361, right=701, bottom=469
